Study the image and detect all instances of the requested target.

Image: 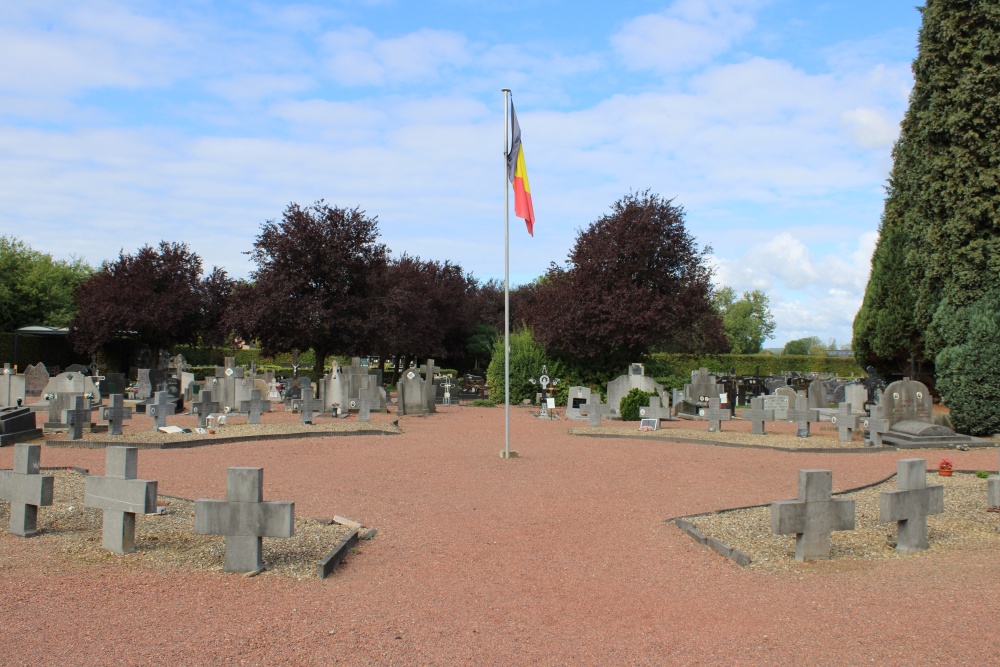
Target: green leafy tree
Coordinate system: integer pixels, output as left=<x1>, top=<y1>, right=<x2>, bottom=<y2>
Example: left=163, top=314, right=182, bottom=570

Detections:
left=0, top=236, right=92, bottom=331
left=854, top=0, right=1000, bottom=374
left=783, top=336, right=822, bottom=356
left=485, top=327, right=567, bottom=405
left=466, top=324, right=498, bottom=370
left=935, top=289, right=1000, bottom=436
left=712, top=286, right=776, bottom=353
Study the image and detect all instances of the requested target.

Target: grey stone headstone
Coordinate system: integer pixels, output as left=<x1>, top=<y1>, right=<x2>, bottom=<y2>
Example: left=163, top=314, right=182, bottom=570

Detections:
left=398, top=368, right=428, bottom=416
left=706, top=398, right=730, bottom=433
left=147, top=391, right=175, bottom=431
left=763, top=394, right=789, bottom=421
left=638, top=396, right=670, bottom=422
left=24, top=363, right=49, bottom=397
left=742, top=396, right=774, bottom=435
left=193, top=467, right=294, bottom=573
left=564, top=387, right=593, bottom=421
left=807, top=378, right=828, bottom=410
left=101, top=394, right=133, bottom=437
left=877, top=378, right=934, bottom=430
left=787, top=396, right=818, bottom=438
left=830, top=403, right=860, bottom=442
left=607, top=363, right=665, bottom=418
left=239, top=390, right=270, bottom=425
left=64, top=395, right=91, bottom=441
left=136, top=369, right=154, bottom=400
left=683, top=368, right=724, bottom=406
left=84, top=447, right=157, bottom=554
left=0, top=443, right=54, bottom=536
left=844, top=384, right=868, bottom=413
left=0, top=365, right=26, bottom=407
left=772, top=469, right=855, bottom=561
left=880, top=458, right=943, bottom=554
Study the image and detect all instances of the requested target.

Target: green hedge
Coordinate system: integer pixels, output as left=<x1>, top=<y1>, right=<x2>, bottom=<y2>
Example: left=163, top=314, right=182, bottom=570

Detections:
left=645, top=353, right=863, bottom=382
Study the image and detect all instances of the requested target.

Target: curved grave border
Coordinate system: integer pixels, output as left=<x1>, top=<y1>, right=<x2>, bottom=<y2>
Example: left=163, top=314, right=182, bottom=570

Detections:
left=570, top=430, right=896, bottom=454
left=44, top=425, right=400, bottom=450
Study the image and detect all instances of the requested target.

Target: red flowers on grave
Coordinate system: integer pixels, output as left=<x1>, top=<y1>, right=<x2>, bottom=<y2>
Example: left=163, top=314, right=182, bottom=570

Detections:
left=938, top=458, right=954, bottom=476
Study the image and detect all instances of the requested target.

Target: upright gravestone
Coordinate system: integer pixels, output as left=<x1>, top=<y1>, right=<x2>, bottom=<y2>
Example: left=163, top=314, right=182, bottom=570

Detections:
left=194, top=467, right=295, bottom=573
left=565, top=387, right=593, bottom=421
left=607, top=363, right=666, bottom=419
left=807, top=378, right=828, bottom=411
left=580, top=393, right=611, bottom=428
left=771, top=469, right=855, bottom=561
left=830, top=403, right=859, bottom=443
left=638, top=396, right=671, bottom=422
left=741, top=396, right=774, bottom=435
left=880, top=458, right=943, bottom=554
left=147, top=391, right=175, bottom=431
left=682, top=368, right=725, bottom=410
left=101, top=394, right=133, bottom=437
left=239, top=390, right=270, bottom=425
left=0, top=364, right=26, bottom=407
left=420, top=359, right=440, bottom=414
left=191, top=390, right=220, bottom=428
left=877, top=378, right=934, bottom=430
left=988, top=453, right=1000, bottom=530
left=84, top=447, right=157, bottom=554
left=207, top=357, right=248, bottom=413
left=844, top=384, right=868, bottom=413
left=0, top=406, right=41, bottom=445
left=0, top=443, right=54, bottom=537
left=397, top=368, right=428, bottom=416
left=357, top=390, right=372, bottom=423
left=24, top=363, right=49, bottom=397
left=135, top=369, right=155, bottom=401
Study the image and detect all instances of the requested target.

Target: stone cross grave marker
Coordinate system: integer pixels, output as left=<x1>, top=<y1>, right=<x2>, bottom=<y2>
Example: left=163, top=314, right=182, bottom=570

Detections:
left=294, top=395, right=324, bottom=424
left=64, top=394, right=91, bottom=441
left=706, top=398, right=730, bottom=432
left=84, top=447, right=157, bottom=554
left=862, top=409, right=890, bottom=447
left=742, top=396, right=774, bottom=435
left=880, top=458, right=944, bottom=554
left=787, top=396, right=817, bottom=438
left=357, top=390, right=372, bottom=423
left=771, top=469, right=855, bottom=561
left=830, top=403, right=858, bottom=443
left=420, top=359, right=440, bottom=414
left=194, top=467, right=295, bottom=573
left=147, top=391, right=175, bottom=431
left=580, top=393, right=611, bottom=427
left=0, top=443, right=54, bottom=537
left=191, top=390, right=220, bottom=428
left=101, top=394, right=133, bottom=437
left=638, top=396, right=670, bottom=421
left=239, top=390, right=270, bottom=425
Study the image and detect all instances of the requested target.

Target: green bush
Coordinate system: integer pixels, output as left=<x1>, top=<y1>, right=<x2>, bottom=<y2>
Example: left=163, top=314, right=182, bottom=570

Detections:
left=619, top=388, right=657, bottom=422
left=469, top=399, right=495, bottom=407
left=485, top=327, right=572, bottom=406
left=976, top=470, right=991, bottom=479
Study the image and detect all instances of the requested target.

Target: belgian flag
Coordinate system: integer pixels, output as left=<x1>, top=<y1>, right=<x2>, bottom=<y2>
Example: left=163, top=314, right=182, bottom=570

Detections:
left=507, top=101, right=535, bottom=236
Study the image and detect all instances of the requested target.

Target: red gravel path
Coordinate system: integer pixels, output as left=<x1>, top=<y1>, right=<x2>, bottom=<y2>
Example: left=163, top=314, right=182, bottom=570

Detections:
left=2, top=406, right=999, bottom=666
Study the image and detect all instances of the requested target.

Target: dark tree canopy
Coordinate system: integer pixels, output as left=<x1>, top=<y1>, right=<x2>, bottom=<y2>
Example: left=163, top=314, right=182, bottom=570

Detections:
left=524, top=190, right=725, bottom=365
left=854, top=0, right=1000, bottom=374
left=0, top=235, right=92, bottom=331
left=227, top=201, right=388, bottom=376
left=71, top=242, right=207, bottom=355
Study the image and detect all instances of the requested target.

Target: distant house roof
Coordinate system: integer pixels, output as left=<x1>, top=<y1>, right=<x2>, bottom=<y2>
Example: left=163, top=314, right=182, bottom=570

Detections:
left=15, top=325, right=70, bottom=335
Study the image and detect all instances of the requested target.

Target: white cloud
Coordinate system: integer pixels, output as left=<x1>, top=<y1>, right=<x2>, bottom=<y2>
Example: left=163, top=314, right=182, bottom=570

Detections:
left=322, top=27, right=470, bottom=86
left=841, top=107, right=898, bottom=150
left=611, top=0, right=762, bottom=73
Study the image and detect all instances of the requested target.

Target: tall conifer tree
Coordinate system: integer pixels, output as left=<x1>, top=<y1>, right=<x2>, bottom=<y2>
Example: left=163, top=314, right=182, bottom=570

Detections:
left=854, top=0, right=1000, bottom=373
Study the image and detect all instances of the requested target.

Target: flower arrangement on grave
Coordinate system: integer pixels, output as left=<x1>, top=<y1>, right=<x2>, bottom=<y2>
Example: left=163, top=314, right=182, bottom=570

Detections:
left=938, top=457, right=954, bottom=472
left=638, top=424, right=654, bottom=432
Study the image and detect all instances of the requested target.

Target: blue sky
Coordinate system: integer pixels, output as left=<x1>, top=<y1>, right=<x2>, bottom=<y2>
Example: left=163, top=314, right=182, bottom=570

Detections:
left=0, top=0, right=923, bottom=347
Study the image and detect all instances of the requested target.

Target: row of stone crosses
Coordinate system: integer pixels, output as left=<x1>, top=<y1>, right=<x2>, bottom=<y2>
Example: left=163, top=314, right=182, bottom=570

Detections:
left=569, top=365, right=986, bottom=448
left=0, top=443, right=293, bottom=574
left=773, top=457, right=1000, bottom=561
left=0, top=356, right=455, bottom=443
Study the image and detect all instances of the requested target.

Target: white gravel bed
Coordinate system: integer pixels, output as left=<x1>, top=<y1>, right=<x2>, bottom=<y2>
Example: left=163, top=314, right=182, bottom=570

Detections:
left=0, top=470, right=362, bottom=579
left=572, top=424, right=870, bottom=450
left=684, top=472, right=1000, bottom=573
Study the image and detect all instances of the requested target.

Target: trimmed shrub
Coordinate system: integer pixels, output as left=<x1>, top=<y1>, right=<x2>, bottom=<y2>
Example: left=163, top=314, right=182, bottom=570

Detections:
left=619, top=388, right=657, bottom=422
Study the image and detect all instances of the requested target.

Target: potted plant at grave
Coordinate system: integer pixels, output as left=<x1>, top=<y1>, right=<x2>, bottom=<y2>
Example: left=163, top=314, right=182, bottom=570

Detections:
left=938, top=457, right=954, bottom=477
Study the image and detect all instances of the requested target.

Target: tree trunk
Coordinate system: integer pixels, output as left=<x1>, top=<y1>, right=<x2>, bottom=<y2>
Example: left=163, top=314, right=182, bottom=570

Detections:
left=313, top=347, right=328, bottom=380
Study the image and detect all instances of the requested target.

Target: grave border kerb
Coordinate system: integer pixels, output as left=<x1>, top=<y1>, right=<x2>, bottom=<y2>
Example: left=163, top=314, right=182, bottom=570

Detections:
left=664, top=469, right=989, bottom=568
left=569, top=430, right=896, bottom=454
left=42, top=426, right=400, bottom=450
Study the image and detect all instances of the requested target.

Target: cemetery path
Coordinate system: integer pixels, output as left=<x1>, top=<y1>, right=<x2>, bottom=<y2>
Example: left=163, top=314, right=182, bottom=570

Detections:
left=1, top=407, right=999, bottom=666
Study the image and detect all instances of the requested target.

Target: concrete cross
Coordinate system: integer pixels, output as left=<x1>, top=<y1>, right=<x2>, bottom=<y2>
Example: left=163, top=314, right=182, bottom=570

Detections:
left=706, top=398, right=731, bottom=433
left=83, top=447, right=157, bottom=554
left=771, top=469, right=855, bottom=561
left=830, top=402, right=859, bottom=443
left=638, top=396, right=670, bottom=422
left=0, top=443, right=54, bottom=536
left=64, top=394, right=91, bottom=441
left=420, top=359, right=440, bottom=413
left=880, top=458, right=944, bottom=554
left=862, top=407, right=890, bottom=447
left=147, top=391, right=175, bottom=432
left=989, top=453, right=1000, bottom=524
left=298, top=376, right=314, bottom=400
left=293, top=396, right=325, bottom=424
left=101, top=393, right=133, bottom=437
left=580, top=393, right=611, bottom=427
left=194, top=467, right=295, bottom=573
left=239, top=389, right=270, bottom=425
left=741, top=396, right=774, bottom=435
left=191, top=390, right=220, bottom=428
left=786, top=396, right=818, bottom=438
left=357, top=390, right=372, bottom=423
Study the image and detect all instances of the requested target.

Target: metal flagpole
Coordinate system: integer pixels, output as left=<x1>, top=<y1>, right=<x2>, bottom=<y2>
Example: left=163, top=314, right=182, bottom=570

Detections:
left=502, top=88, right=511, bottom=459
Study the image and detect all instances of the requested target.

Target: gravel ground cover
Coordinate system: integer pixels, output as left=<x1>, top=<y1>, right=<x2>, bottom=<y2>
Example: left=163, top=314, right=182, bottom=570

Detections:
left=681, top=472, right=1000, bottom=572
left=2, top=405, right=1000, bottom=665
left=0, top=470, right=359, bottom=579
left=572, top=423, right=870, bottom=450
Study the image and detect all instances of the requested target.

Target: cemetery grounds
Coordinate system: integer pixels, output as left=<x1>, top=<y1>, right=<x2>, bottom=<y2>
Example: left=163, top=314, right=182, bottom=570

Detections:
left=1, top=406, right=999, bottom=665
